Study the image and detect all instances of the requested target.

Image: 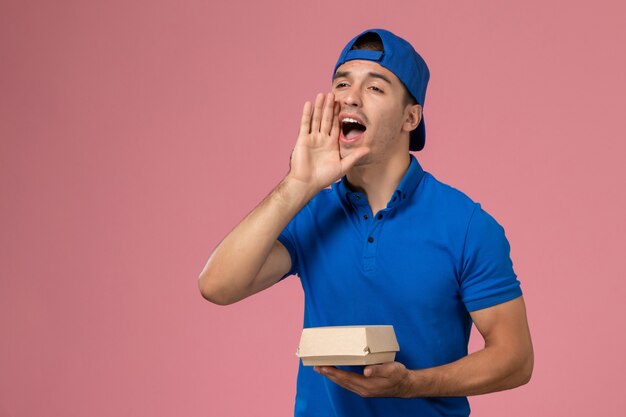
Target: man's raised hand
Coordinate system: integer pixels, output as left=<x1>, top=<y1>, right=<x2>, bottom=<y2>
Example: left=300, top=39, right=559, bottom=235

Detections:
left=287, top=92, right=370, bottom=192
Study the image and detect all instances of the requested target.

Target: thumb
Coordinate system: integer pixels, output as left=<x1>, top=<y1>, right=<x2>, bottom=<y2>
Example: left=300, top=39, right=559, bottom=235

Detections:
left=339, top=147, right=371, bottom=174
left=363, top=364, right=382, bottom=378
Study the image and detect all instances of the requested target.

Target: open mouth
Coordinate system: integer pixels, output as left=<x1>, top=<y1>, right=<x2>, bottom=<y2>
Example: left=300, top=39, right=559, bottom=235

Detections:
left=341, top=118, right=367, bottom=141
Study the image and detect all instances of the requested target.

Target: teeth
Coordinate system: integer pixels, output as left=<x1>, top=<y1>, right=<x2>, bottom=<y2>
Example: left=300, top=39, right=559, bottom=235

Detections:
left=342, top=117, right=360, bottom=124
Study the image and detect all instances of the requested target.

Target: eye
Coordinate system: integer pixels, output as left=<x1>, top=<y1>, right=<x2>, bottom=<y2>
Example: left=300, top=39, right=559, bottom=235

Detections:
left=369, top=85, right=384, bottom=93
left=335, top=82, right=349, bottom=88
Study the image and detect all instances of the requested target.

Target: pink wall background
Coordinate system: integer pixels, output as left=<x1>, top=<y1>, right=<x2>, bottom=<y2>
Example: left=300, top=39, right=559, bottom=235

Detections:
left=2, top=0, right=625, bottom=416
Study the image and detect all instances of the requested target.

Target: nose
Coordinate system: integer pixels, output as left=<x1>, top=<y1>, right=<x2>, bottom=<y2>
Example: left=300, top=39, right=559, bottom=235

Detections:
left=337, top=85, right=362, bottom=108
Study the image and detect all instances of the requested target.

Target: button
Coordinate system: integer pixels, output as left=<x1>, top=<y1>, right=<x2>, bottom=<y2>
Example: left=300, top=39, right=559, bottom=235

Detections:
left=367, top=236, right=374, bottom=243
left=377, top=214, right=383, bottom=220
left=355, top=195, right=361, bottom=200
left=363, top=214, right=369, bottom=220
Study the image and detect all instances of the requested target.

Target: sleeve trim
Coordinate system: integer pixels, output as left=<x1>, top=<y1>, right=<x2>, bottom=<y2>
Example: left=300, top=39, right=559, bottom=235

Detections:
left=465, top=286, right=523, bottom=312
left=276, top=234, right=297, bottom=280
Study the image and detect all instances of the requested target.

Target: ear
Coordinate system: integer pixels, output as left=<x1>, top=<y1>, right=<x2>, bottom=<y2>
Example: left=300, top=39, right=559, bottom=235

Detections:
left=403, top=104, right=422, bottom=134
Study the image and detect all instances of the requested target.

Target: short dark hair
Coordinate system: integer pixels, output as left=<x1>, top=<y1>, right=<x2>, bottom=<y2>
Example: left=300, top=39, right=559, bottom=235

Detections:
left=350, top=33, right=417, bottom=107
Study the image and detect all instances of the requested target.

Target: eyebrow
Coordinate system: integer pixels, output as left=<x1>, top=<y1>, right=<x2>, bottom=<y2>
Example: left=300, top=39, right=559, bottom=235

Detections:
left=333, top=70, right=393, bottom=85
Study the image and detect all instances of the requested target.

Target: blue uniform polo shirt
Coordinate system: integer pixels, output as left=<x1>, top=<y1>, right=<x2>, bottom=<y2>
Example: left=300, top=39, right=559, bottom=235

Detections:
left=277, top=153, right=522, bottom=417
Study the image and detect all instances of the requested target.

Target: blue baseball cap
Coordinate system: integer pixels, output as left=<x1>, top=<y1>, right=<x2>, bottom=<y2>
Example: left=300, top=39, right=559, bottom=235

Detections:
left=333, top=29, right=430, bottom=151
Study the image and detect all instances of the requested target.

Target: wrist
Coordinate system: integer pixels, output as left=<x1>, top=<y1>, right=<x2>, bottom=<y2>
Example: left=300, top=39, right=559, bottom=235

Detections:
left=282, top=175, right=320, bottom=202
left=403, top=368, right=438, bottom=398
left=401, top=369, right=420, bottom=398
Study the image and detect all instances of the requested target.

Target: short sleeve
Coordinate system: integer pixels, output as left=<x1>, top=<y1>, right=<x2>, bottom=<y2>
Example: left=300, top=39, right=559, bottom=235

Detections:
left=460, top=204, right=522, bottom=312
left=277, top=216, right=299, bottom=280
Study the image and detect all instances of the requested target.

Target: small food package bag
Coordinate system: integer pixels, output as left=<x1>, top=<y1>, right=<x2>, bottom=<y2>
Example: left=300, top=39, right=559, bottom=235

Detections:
left=296, top=325, right=400, bottom=366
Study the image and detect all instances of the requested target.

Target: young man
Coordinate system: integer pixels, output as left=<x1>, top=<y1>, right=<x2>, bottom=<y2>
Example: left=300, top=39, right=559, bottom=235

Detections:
left=199, top=28, right=533, bottom=416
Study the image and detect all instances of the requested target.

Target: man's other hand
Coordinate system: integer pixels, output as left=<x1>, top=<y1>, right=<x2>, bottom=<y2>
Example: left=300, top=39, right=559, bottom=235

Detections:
left=314, top=361, right=414, bottom=398
left=287, top=92, right=370, bottom=192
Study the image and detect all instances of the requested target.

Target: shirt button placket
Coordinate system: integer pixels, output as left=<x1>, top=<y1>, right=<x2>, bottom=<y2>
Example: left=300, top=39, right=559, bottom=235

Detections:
left=364, top=211, right=383, bottom=273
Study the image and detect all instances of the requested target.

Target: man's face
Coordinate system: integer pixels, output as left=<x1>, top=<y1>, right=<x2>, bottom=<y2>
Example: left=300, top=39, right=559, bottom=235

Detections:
left=332, top=60, right=416, bottom=165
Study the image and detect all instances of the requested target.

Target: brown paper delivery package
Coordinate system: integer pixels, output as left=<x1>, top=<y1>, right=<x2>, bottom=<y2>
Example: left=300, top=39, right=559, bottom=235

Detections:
left=296, top=325, right=400, bottom=366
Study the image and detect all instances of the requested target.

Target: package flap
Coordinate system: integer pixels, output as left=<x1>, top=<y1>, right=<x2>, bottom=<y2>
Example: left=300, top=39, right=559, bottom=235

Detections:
left=297, top=325, right=399, bottom=357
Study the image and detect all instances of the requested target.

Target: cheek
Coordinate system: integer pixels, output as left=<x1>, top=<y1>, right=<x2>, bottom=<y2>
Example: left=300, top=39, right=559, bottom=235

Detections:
left=372, top=111, right=403, bottom=135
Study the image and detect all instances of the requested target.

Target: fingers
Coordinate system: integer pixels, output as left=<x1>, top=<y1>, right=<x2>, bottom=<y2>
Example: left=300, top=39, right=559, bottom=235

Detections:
left=329, top=102, right=341, bottom=138
left=316, top=363, right=409, bottom=398
left=316, top=366, right=391, bottom=398
left=316, top=366, right=368, bottom=390
left=310, top=93, right=325, bottom=133
left=300, top=101, right=313, bottom=135
left=308, top=93, right=338, bottom=136
left=319, top=93, right=336, bottom=135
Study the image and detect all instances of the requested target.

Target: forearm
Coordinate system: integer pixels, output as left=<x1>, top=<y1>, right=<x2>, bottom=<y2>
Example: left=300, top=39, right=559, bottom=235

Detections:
left=406, top=344, right=533, bottom=397
left=198, top=175, right=317, bottom=304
